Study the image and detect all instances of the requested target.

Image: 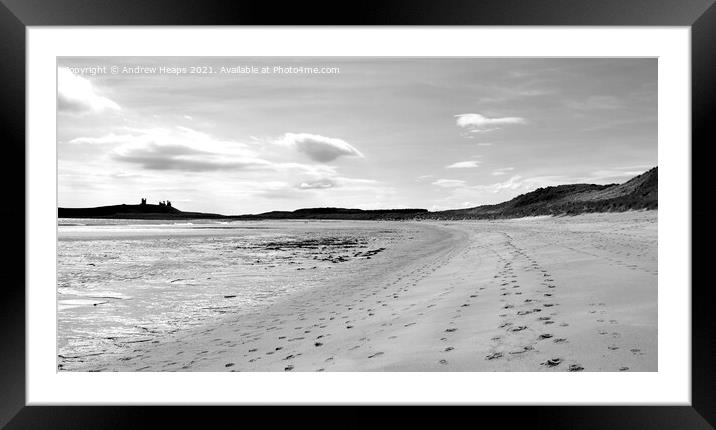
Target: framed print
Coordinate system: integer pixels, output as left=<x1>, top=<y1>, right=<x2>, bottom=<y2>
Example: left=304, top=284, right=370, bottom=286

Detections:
left=2, top=0, right=714, bottom=428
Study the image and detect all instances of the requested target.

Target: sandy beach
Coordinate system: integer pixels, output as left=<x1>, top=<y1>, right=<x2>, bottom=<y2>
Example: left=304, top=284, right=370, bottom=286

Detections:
left=62, top=211, right=657, bottom=372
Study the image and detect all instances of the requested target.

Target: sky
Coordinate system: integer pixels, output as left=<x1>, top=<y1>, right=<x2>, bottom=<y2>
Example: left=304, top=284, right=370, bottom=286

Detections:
left=57, top=57, right=657, bottom=215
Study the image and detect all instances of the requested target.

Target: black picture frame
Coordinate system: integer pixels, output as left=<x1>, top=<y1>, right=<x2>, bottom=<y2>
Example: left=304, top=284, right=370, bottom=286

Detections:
left=2, top=0, right=713, bottom=428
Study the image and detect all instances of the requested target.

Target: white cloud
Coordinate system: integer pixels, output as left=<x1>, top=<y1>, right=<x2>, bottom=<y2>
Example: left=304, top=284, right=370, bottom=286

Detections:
left=428, top=174, right=574, bottom=210
left=446, top=160, right=480, bottom=169
left=487, top=175, right=525, bottom=192
left=57, top=67, right=120, bottom=114
left=297, top=178, right=336, bottom=190
left=476, top=175, right=570, bottom=195
left=276, top=132, right=364, bottom=163
left=432, top=179, right=467, bottom=188
left=113, top=143, right=272, bottom=172
left=492, top=167, right=515, bottom=176
left=70, top=127, right=376, bottom=206
left=83, top=127, right=268, bottom=172
left=296, top=176, right=378, bottom=190
left=455, top=113, right=526, bottom=132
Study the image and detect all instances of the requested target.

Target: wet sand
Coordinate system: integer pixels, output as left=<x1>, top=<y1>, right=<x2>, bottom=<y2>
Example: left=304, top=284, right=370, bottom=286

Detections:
left=66, top=211, right=657, bottom=372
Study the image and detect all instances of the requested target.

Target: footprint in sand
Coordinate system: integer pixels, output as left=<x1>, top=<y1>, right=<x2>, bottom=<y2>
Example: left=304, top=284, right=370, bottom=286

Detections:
left=509, top=346, right=533, bottom=355
left=568, top=364, right=585, bottom=372
left=541, top=358, right=562, bottom=367
left=538, top=333, right=553, bottom=340
left=368, top=352, right=384, bottom=358
left=284, top=365, right=294, bottom=371
left=619, top=366, right=630, bottom=371
left=486, top=352, right=503, bottom=360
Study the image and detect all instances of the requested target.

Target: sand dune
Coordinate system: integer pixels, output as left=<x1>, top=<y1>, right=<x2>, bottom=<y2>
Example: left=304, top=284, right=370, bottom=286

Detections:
left=67, top=211, right=657, bottom=372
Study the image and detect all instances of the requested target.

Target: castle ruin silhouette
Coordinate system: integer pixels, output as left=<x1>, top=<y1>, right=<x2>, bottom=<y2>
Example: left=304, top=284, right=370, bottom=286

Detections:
left=141, top=197, right=170, bottom=208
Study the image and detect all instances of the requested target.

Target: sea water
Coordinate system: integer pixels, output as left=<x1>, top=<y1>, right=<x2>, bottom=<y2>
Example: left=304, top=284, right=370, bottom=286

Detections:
left=57, top=218, right=413, bottom=368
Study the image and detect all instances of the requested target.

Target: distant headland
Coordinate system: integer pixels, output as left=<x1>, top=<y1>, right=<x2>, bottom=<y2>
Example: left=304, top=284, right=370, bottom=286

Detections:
left=58, top=167, right=657, bottom=221
left=57, top=198, right=428, bottom=220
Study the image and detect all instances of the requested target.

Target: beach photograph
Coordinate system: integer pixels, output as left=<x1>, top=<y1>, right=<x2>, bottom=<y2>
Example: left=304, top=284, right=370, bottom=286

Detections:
left=57, top=57, right=657, bottom=372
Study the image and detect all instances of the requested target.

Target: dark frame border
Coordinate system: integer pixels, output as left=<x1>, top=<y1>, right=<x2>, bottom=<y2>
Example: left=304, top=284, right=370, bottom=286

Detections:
left=2, top=0, right=714, bottom=428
